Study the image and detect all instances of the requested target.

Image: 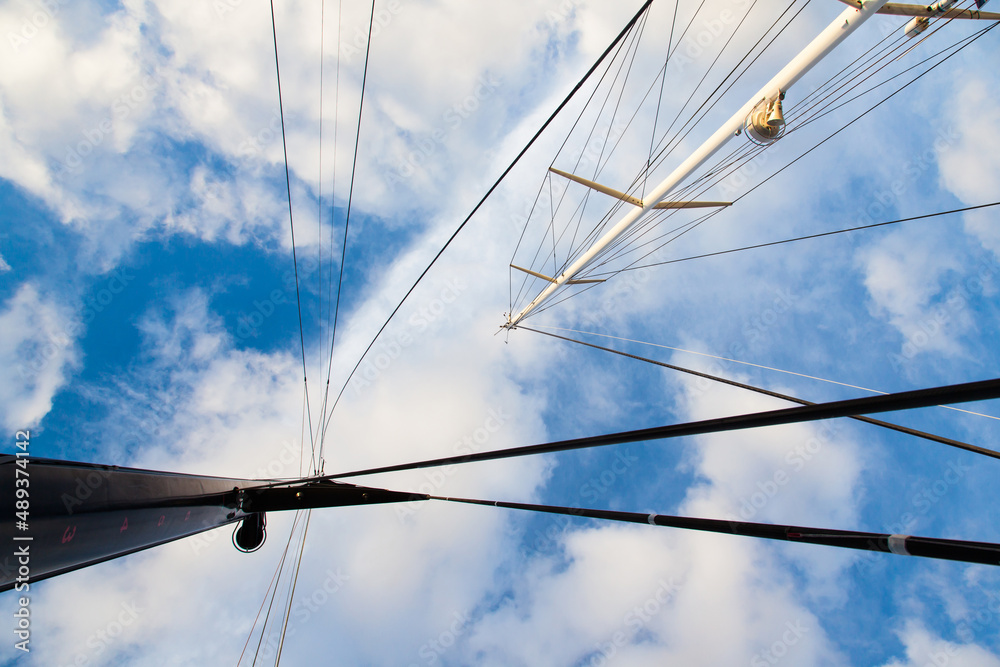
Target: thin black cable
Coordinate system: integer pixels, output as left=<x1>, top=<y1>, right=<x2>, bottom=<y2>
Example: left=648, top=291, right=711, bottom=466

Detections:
left=533, top=143, right=748, bottom=296
left=785, top=29, right=907, bottom=125
left=270, top=0, right=317, bottom=467
left=568, top=8, right=651, bottom=257
left=786, top=5, right=967, bottom=132
left=787, top=19, right=986, bottom=136
left=631, top=0, right=799, bottom=192
left=317, top=0, right=328, bottom=424
left=643, top=20, right=994, bottom=281
left=631, top=0, right=711, bottom=169
left=323, top=0, right=656, bottom=434
left=644, top=1, right=679, bottom=198
left=257, top=2, right=324, bottom=653
left=580, top=137, right=760, bottom=275
left=546, top=22, right=652, bottom=279
left=271, top=1, right=349, bottom=658
left=512, top=2, right=685, bottom=312
left=316, top=0, right=345, bottom=470
left=579, top=144, right=757, bottom=274
left=611, top=201, right=1000, bottom=272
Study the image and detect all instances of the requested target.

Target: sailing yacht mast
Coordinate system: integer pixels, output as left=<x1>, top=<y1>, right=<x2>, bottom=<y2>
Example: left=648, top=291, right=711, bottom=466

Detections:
left=506, top=0, right=891, bottom=328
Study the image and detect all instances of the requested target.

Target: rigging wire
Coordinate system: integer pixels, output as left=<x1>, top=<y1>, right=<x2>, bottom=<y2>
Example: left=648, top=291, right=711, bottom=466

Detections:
left=602, top=201, right=1000, bottom=273
left=250, top=12, right=336, bottom=662
left=316, top=0, right=345, bottom=474
left=513, top=0, right=766, bottom=310
left=269, top=0, right=317, bottom=471
left=541, top=145, right=752, bottom=282
left=317, top=0, right=328, bottom=443
left=643, top=0, right=773, bottom=176
left=516, top=0, right=775, bottom=308
left=537, top=4, right=686, bottom=278
left=643, top=0, right=679, bottom=198
left=643, top=0, right=808, bottom=186
left=585, top=143, right=764, bottom=268
left=326, top=0, right=346, bottom=417
left=275, top=509, right=313, bottom=665
left=317, top=0, right=376, bottom=465
left=243, top=332, right=316, bottom=665
left=784, top=29, right=907, bottom=123
left=511, top=1, right=701, bottom=310
left=786, top=7, right=971, bottom=133
left=560, top=9, right=650, bottom=268
left=786, top=0, right=983, bottom=125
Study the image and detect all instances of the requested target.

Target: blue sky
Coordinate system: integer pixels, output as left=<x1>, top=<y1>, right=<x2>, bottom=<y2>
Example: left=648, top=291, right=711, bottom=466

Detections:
left=1, top=0, right=999, bottom=665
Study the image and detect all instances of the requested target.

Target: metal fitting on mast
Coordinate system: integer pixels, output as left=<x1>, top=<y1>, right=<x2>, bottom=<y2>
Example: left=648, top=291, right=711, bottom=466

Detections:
left=745, top=94, right=786, bottom=145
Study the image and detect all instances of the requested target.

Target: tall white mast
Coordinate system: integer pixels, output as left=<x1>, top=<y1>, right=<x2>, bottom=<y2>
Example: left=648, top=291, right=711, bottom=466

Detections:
left=506, top=0, right=890, bottom=328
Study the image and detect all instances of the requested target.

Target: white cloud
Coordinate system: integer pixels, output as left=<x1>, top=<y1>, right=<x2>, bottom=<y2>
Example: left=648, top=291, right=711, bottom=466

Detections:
left=0, top=282, right=80, bottom=431
left=937, top=76, right=1000, bottom=262
left=0, top=0, right=302, bottom=265
left=963, top=207, right=1000, bottom=263
left=857, top=228, right=968, bottom=358
left=879, top=621, right=1000, bottom=667
left=0, top=96, right=59, bottom=206
left=938, top=79, right=1000, bottom=207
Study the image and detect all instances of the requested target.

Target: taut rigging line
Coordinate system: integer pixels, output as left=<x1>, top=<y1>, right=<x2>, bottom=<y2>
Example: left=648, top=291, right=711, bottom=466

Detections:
left=252, top=378, right=1000, bottom=486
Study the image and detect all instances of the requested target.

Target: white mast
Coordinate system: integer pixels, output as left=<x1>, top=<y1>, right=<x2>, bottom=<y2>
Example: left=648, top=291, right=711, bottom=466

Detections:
left=506, top=0, right=890, bottom=328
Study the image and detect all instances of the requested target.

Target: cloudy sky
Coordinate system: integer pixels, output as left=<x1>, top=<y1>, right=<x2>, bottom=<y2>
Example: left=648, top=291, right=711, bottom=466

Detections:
left=1, top=0, right=999, bottom=665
